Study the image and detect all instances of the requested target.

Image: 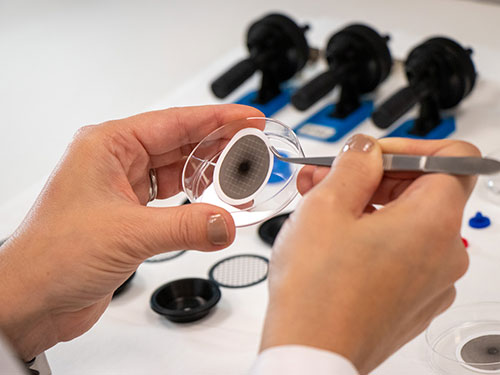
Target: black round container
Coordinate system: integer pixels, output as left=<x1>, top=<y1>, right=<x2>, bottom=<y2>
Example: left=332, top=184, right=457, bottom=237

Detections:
left=258, top=212, right=291, bottom=246
left=113, top=272, right=136, bottom=298
left=150, top=278, right=221, bottom=323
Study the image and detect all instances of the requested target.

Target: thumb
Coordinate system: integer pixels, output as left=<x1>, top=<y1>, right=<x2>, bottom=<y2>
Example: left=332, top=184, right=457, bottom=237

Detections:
left=313, top=134, right=383, bottom=217
left=128, top=203, right=235, bottom=258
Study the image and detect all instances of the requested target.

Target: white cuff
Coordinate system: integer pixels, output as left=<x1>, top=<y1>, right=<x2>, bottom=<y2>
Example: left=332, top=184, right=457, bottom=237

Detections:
left=250, top=345, right=359, bottom=375
left=26, top=352, right=52, bottom=375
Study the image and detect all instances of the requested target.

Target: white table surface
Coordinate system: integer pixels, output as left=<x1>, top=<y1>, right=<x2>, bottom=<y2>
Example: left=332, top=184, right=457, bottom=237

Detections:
left=1, top=1, right=500, bottom=374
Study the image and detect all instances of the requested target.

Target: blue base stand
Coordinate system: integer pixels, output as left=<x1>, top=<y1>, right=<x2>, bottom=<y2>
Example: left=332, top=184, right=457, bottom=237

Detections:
left=293, top=100, right=374, bottom=143
left=386, top=117, right=455, bottom=139
left=235, top=88, right=293, bottom=117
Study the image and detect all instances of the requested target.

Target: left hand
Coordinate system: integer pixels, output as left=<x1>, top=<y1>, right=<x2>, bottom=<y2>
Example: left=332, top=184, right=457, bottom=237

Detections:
left=0, top=104, right=262, bottom=359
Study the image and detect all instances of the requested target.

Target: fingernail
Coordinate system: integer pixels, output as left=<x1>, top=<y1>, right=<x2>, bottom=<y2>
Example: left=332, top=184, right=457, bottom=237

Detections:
left=341, top=134, right=374, bottom=153
left=207, top=214, right=229, bottom=246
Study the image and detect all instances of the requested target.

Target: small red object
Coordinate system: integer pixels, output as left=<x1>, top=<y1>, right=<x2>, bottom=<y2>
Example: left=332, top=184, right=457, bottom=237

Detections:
left=462, top=237, right=469, bottom=248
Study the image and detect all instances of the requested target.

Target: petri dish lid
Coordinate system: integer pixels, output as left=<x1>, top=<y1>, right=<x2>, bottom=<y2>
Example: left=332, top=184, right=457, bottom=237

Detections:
left=182, top=117, right=304, bottom=227
left=426, top=302, right=500, bottom=374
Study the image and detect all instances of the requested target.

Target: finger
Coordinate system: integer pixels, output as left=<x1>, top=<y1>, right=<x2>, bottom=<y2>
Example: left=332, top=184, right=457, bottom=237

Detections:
left=363, top=204, right=377, bottom=214
left=297, top=166, right=329, bottom=195
left=148, top=129, right=248, bottom=199
left=155, top=160, right=187, bottom=199
left=124, top=203, right=236, bottom=260
left=369, top=176, right=416, bottom=205
left=296, top=161, right=418, bottom=206
left=106, top=104, right=264, bottom=156
left=310, top=134, right=383, bottom=218
left=379, top=137, right=480, bottom=198
left=298, top=138, right=480, bottom=208
left=128, top=159, right=188, bottom=202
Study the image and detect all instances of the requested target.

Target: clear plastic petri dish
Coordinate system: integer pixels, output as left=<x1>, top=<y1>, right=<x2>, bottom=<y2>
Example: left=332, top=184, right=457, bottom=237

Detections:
left=182, top=117, right=304, bottom=227
left=426, top=302, right=500, bottom=374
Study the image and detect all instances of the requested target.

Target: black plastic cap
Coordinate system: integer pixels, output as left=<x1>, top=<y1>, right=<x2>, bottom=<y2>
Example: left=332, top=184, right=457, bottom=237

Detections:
left=258, top=212, right=291, bottom=246
left=150, top=278, right=221, bottom=323
left=113, top=272, right=136, bottom=298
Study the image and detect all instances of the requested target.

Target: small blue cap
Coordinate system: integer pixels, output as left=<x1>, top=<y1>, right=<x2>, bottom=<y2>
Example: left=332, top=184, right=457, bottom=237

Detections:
left=468, top=212, right=491, bottom=229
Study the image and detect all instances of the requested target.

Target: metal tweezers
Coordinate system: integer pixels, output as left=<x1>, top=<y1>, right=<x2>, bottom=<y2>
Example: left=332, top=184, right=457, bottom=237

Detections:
left=270, top=146, right=500, bottom=175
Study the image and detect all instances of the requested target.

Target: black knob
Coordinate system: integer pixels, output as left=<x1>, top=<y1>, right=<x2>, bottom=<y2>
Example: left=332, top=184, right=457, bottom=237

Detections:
left=211, top=58, right=256, bottom=99
left=371, top=86, right=421, bottom=129
left=372, top=36, right=476, bottom=133
left=291, top=23, right=392, bottom=113
left=291, top=70, right=341, bottom=111
left=210, top=13, right=310, bottom=103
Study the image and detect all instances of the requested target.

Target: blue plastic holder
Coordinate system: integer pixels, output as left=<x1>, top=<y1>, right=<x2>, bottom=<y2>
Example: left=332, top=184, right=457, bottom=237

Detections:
left=385, top=117, right=455, bottom=139
left=293, top=100, right=373, bottom=143
left=468, top=212, right=491, bottom=229
left=268, top=152, right=291, bottom=184
left=235, top=87, right=293, bottom=117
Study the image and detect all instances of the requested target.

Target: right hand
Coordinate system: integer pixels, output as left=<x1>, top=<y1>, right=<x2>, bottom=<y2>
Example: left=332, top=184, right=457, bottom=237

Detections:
left=260, top=134, right=479, bottom=374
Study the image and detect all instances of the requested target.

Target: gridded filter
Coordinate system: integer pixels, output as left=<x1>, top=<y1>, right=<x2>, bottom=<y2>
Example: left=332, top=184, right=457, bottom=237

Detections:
left=145, top=250, right=186, bottom=263
left=208, top=254, right=269, bottom=288
left=214, top=128, right=273, bottom=206
left=458, top=333, right=500, bottom=372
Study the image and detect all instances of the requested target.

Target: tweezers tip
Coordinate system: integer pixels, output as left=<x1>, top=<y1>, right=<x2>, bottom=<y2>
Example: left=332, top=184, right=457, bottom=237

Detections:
left=269, top=146, right=281, bottom=158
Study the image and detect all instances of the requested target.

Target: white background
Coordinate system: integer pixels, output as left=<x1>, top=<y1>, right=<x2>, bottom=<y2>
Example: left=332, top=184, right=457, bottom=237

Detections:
left=2, top=1, right=500, bottom=374
left=2, top=0, right=500, bottom=206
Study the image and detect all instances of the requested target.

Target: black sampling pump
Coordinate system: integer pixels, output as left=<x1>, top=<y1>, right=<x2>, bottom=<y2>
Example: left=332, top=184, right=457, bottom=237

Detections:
left=371, top=37, right=477, bottom=136
left=210, top=13, right=310, bottom=104
left=291, top=24, right=392, bottom=118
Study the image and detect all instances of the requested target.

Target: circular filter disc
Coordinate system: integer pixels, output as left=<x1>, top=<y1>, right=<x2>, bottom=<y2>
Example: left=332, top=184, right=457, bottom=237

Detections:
left=458, top=333, right=500, bottom=373
left=145, top=250, right=186, bottom=263
left=214, top=128, right=273, bottom=206
left=208, top=254, right=269, bottom=288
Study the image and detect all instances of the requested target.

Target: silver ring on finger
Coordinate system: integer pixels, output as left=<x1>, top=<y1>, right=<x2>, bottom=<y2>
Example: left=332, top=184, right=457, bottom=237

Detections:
left=148, top=168, right=158, bottom=202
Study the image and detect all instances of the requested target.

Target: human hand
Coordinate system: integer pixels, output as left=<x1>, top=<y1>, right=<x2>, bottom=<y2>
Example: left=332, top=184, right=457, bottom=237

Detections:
left=0, top=104, right=262, bottom=359
left=260, top=134, right=479, bottom=374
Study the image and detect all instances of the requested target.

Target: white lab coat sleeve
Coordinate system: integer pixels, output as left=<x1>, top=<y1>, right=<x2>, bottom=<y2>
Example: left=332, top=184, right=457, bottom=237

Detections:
left=0, top=333, right=51, bottom=375
left=250, top=345, right=359, bottom=375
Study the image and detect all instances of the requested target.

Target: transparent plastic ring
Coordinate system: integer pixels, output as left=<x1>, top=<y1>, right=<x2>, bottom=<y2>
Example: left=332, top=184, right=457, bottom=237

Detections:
left=182, top=117, right=304, bottom=227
